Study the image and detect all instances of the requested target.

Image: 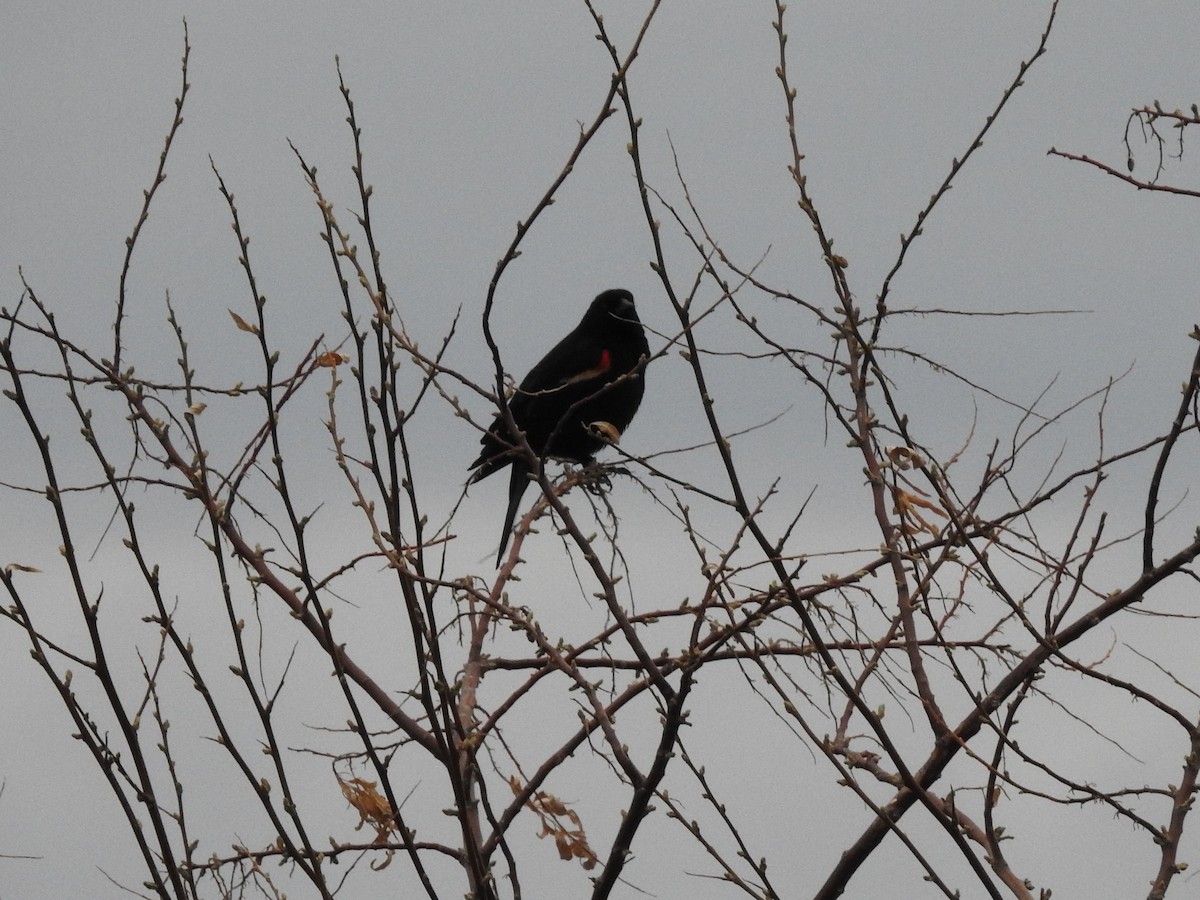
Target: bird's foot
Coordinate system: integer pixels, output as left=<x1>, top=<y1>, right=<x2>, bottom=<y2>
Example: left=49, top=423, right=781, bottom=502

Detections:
left=578, top=460, right=625, bottom=496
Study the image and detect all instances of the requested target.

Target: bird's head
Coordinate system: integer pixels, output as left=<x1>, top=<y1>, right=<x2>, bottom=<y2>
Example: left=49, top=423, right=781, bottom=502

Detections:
left=589, top=288, right=640, bottom=326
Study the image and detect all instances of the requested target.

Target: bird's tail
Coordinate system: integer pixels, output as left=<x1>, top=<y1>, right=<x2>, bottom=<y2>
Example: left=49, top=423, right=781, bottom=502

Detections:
left=496, top=461, right=532, bottom=567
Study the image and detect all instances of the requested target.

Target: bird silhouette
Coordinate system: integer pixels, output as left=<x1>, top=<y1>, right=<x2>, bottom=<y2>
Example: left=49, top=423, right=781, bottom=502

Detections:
left=470, top=289, right=649, bottom=566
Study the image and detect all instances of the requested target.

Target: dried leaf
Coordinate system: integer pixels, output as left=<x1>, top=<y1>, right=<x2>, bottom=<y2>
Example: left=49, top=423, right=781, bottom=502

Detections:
left=339, top=775, right=395, bottom=844
left=894, top=487, right=947, bottom=537
left=314, top=351, right=348, bottom=368
left=588, top=421, right=622, bottom=444
left=886, top=446, right=925, bottom=470
left=228, top=309, right=259, bottom=335
left=511, top=778, right=600, bottom=871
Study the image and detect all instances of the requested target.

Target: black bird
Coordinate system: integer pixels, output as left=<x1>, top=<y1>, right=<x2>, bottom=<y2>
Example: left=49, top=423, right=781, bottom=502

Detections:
left=470, top=289, right=649, bottom=566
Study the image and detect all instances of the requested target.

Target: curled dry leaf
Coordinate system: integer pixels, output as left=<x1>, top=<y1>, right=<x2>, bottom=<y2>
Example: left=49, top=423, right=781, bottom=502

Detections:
left=893, top=487, right=947, bottom=538
left=587, top=420, right=622, bottom=445
left=339, top=775, right=395, bottom=842
left=886, top=445, right=925, bottom=470
left=510, top=776, right=600, bottom=871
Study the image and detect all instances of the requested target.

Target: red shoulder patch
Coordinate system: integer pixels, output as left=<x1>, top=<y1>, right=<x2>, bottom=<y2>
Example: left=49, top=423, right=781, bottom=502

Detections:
left=563, top=348, right=613, bottom=384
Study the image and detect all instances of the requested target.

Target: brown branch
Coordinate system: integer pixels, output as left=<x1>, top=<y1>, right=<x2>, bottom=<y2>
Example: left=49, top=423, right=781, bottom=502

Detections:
left=1048, top=148, right=1200, bottom=198
left=113, top=21, right=191, bottom=371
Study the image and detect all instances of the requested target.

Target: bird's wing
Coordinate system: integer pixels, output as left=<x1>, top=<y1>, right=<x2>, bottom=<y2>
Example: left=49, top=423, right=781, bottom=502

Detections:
left=517, top=331, right=609, bottom=397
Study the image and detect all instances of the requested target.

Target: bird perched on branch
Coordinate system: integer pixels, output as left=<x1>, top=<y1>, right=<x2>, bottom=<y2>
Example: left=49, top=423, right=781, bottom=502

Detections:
left=469, top=288, right=649, bottom=566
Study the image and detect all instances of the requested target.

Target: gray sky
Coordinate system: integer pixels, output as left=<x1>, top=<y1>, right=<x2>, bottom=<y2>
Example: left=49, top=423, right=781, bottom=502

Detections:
left=4, top=3, right=1200, bottom=898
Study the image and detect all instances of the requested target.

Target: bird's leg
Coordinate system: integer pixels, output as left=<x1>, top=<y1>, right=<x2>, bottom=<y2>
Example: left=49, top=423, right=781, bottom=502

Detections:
left=579, top=460, right=617, bottom=496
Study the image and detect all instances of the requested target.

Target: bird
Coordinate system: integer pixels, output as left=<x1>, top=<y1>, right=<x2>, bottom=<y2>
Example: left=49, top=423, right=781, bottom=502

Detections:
left=469, top=288, right=649, bottom=567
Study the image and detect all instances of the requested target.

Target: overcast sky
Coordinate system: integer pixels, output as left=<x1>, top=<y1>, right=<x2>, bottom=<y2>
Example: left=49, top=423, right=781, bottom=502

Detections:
left=4, top=3, right=1200, bottom=898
